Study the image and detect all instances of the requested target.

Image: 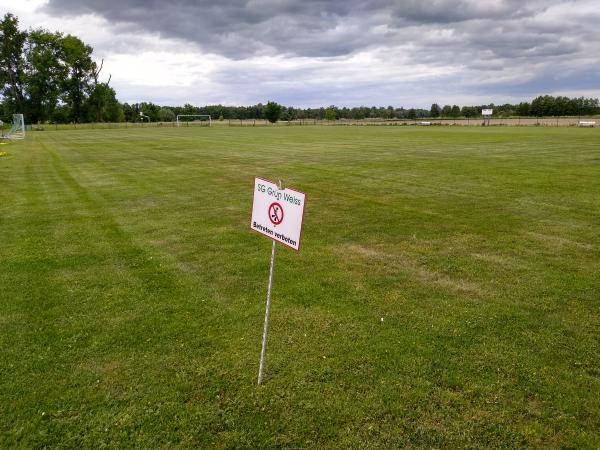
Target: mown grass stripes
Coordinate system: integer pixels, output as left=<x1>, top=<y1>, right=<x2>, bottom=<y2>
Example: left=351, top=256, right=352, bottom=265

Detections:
left=0, top=126, right=598, bottom=448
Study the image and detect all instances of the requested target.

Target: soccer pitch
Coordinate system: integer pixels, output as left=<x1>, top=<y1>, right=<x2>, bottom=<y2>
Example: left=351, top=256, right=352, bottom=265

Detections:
left=1, top=126, right=598, bottom=448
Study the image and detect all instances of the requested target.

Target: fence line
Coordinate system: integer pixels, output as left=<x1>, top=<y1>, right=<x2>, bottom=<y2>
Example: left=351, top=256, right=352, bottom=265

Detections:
left=26, top=116, right=598, bottom=131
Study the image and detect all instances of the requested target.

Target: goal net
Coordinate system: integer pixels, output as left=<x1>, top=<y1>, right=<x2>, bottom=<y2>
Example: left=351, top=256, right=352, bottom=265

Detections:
left=176, top=114, right=211, bottom=127
left=1, top=114, right=25, bottom=140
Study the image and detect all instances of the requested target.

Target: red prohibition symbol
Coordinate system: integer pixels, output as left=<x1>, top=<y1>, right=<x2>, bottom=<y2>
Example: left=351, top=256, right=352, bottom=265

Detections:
left=268, top=202, right=284, bottom=225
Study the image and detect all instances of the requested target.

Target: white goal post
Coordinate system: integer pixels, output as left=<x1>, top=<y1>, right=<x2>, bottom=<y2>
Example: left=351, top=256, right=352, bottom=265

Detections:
left=176, top=114, right=211, bottom=127
left=0, top=114, right=25, bottom=140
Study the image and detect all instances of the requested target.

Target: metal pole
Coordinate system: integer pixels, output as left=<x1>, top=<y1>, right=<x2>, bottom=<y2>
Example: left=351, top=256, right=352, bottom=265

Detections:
left=258, top=239, right=277, bottom=385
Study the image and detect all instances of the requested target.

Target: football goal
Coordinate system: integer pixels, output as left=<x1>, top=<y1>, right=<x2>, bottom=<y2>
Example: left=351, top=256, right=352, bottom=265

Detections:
left=176, top=114, right=211, bottom=127
left=1, top=114, right=25, bottom=140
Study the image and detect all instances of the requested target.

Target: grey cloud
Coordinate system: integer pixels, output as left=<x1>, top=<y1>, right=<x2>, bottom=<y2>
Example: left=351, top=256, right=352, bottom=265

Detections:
left=43, top=0, right=359, bottom=57
left=41, top=0, right=600, bottom=105
left=42, top=0, right=598, bottom=71
left=467, top=63, right=600, bottom=97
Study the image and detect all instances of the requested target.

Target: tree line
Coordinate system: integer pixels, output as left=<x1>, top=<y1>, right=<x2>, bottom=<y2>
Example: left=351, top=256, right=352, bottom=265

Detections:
left=0, top=13, right=121, bottom=124
left=428, top=96, right=599, bottom=119
left=2, top=13, right=599, bottom=125
left=119, top=102, right=434, bottom=122
left=127, top=96, right=599, bottom=124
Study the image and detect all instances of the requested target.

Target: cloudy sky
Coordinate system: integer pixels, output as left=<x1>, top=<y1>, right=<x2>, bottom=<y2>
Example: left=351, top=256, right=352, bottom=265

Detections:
left=2, top=0, right=599, bottom=108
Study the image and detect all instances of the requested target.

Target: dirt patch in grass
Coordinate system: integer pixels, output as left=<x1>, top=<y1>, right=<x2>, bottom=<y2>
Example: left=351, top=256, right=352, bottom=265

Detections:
left=345, top=244, right=489, bottom=298
left=524, top=231, right=594, bottom=250
left=471, top=252, right=523, bottom=268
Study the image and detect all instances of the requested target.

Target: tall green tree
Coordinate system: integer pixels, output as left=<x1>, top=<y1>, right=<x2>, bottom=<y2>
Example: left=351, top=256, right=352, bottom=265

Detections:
left=158, top=107, right=175, bottom=122
left=60, top=34, right=96, bottom=122
left=85, top=82, right=123, bottom=122
left=429, top=103, right=440, bottom=118
left=461, top=106, right=478, bottom=117
left=140, top=102, right=160, bottom=121
left=516, top=102, right=530, bottom=116
left=263, top=101, right=282, bottom=123
left=25, top=29, right=66, bottom=123
left=530, top=96, right=552, bottom=117
left=325, top=107, right=337, bottom=120
left=0, top=13, right=27, bottom=119
left=2, top=13, right=119, bottom=123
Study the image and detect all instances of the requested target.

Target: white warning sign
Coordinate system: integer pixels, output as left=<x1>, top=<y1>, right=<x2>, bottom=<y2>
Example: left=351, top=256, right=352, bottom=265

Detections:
left=251, top=177, right=306, bottom=251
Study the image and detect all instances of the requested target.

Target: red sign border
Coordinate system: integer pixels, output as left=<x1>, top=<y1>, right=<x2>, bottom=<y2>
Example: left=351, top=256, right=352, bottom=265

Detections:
left=268, top=202, right=284, bottom=225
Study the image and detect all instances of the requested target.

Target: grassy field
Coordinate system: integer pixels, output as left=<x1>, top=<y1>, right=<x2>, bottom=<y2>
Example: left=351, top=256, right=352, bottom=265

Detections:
left=0, top=126, right=598, bottom=448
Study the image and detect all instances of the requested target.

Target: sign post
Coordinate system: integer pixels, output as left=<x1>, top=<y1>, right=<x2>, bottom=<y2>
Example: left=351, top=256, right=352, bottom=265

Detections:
left=251, top=177, right=306, bottom=385
left=257, top=239, right=276, bottom=385
left=482, top=108, right=493, bottom=126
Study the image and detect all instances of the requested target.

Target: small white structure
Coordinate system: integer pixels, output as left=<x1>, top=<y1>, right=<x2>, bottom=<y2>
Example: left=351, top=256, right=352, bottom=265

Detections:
left=482, top=108, right=493, bottom=126
left=419, top=121, right=431, bottom=126
left=578, top=120, right=596, bottom=127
